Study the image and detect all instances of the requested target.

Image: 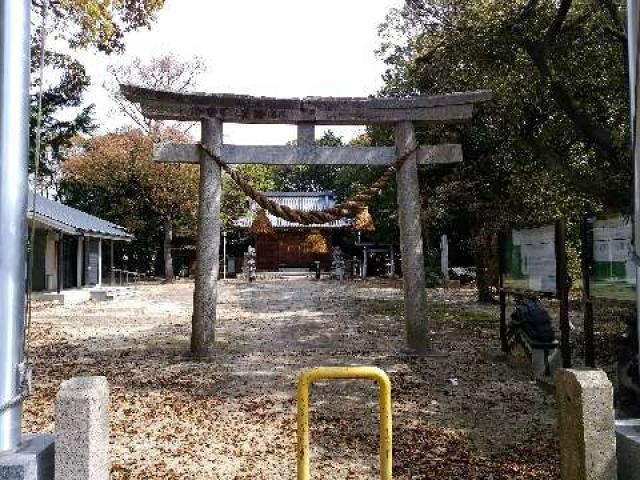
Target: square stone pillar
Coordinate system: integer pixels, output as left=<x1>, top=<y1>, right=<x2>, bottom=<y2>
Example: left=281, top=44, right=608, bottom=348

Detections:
left=394, top=121, right=429, bottom=353
left=555, top=369, right=616, bottom=480
left=55, top=376, right=110, bottom=480
left=191, top=117, right=222, bottom=356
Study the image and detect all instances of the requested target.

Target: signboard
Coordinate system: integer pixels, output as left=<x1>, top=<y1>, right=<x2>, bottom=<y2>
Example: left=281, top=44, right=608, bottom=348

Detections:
left=501, top=225, right=557, bottom=294
left=590, top=216, right=636, bottom=301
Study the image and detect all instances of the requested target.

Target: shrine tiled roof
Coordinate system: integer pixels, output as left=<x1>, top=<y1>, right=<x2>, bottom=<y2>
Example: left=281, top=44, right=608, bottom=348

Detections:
left=236, top=191, right=351, bottom=230
left=27, top=192, right=133, bottom=240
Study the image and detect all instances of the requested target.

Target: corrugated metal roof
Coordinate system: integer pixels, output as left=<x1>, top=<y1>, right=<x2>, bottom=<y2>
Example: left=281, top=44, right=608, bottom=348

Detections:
left=27, top=192, right=133, bottom=240
left=235, top=191, right=351, bottom=230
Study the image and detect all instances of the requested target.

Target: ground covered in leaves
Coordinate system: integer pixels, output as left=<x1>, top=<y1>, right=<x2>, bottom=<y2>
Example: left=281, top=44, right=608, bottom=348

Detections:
left=25, top=279, right=558, bottom=479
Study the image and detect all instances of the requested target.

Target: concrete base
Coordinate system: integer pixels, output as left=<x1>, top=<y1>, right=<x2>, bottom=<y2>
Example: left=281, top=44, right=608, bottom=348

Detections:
left=441, top=280, right=461, bottom=289
left=508, top=335, right=561, bottom=384
left=531, top=347, right=561, bottom=383
left=0, top=435, right=54, bottom=480
left=616, top=419, right=640, bottom=480
left=32, top=289, right=92, bottom=306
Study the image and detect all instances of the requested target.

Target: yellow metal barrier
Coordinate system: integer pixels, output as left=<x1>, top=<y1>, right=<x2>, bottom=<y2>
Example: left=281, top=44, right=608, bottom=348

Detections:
left=296, top=366, right=392, bottom=480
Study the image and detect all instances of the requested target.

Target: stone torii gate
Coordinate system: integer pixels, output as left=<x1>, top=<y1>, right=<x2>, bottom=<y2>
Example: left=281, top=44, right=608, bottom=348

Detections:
left=121, top=85, right=491, bottom=356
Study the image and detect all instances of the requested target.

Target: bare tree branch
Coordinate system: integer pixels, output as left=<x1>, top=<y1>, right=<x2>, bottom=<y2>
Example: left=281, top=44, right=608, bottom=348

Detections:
left=106, top=54, right=206, bottom=136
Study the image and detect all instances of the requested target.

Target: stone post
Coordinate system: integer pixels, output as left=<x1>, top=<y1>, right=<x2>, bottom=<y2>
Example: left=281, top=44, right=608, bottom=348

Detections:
left=191, top=117, right=222, bottom=356
left=440, top=234, right=449, bottom=282
left=55, top=376, right=110, bottom=480
left=555, top=369, right=616, bottom=480
left=362, top=247, right=368, bottom=279
left=395, top=121, right=429, bottom=353
left=390, top=245, right=396, bottom=278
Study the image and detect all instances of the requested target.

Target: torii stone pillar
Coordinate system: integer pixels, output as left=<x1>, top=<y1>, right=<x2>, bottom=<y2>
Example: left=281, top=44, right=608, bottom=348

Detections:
left=191, top=117, right=222, bottom=356
left=395, top=121, right=429, bottom=352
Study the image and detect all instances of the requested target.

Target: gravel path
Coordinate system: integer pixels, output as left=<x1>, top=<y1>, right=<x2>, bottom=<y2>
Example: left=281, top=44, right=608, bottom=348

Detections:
left=24, top=279, right=559, bottom=479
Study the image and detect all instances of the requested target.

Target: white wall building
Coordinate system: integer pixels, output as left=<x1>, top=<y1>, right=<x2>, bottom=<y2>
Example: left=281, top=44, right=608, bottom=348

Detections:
left=27, top=192, right=133, bottom=292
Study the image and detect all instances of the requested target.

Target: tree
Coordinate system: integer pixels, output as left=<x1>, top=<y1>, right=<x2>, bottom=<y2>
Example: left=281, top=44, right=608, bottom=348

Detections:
left=105, top=54, right=206, bottom=279
left=29, top=49, right=95, bottom=194
left=107, top=54, right=206, bottom=134
left=34, top=0, right=166, bottom=54
left=377, top=0, right=630, bottom=300
left=29, top=0, right=167, bottom=193
left=221, top=165, right=278, bottom=230
left=272, top=130, right=346, bottom=192
left=61, top=130, right=199, bottom=278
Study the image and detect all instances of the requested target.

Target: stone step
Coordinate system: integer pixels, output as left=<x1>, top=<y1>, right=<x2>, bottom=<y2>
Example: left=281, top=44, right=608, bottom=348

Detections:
left=90, top=287, right=133, bottom=302
left=278, top=267, right=311, bottom=273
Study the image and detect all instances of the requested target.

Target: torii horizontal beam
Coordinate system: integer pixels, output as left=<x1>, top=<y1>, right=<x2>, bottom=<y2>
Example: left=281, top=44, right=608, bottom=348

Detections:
left=121, top=84, right=491, bottom=125
left=155, top=143, right=463, bottom=165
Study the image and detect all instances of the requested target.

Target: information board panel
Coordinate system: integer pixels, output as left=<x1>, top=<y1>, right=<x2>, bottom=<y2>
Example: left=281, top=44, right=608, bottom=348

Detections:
left=590, top=216, right=635, bottom=301
left=501, top=225, right=557, bottom=294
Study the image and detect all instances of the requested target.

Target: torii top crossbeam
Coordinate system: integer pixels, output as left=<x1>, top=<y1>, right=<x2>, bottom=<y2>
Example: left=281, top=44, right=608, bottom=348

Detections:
left=121, top=85, right=491, bottom=125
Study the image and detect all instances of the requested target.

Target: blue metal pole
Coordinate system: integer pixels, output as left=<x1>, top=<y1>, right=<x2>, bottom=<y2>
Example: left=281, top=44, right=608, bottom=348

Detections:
left=0, top=0, right=30, bottom=452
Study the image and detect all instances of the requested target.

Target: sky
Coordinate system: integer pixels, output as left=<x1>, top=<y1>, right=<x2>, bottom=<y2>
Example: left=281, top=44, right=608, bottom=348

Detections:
left=76, top=0, right=403, bottom=145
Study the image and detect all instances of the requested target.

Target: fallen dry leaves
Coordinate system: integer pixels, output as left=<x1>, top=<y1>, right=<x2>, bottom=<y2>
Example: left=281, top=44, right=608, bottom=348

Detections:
left=23, top=279, right=559, bottom=479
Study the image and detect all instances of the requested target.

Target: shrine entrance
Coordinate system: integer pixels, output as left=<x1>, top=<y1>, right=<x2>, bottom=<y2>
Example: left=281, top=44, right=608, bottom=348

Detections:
left=121, top=85, right=490, bottom=356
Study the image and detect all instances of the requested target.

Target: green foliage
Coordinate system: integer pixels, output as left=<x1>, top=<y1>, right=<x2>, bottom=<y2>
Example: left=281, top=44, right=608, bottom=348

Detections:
left=379, top=0, right=629, bottom=218
left=43, top=0, right=166, bottom=54
left=222, top=165, right=278, bottom=230
left=271, top=130, right=351, bottom=194
left=375, top=0, right=632, bottom=295
left=29, top=46, right=96, bottom=191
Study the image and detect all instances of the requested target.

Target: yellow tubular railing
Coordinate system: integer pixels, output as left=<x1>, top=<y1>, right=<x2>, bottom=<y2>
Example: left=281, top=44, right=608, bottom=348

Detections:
left=296, top=366, right=393, bottom=480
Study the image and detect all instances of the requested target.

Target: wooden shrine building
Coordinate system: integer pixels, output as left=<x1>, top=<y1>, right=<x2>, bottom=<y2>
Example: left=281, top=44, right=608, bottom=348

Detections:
left=236, top=191, right=349, bottom=271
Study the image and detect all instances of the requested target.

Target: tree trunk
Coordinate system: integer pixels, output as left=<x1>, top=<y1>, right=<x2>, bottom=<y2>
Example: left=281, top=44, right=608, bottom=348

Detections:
left=472, top=232, right=498, bottom=303
left=163, top=217, right=174, bottom=282
left=468, top=211, right=498, bottom=303
left=475, top=250, right=493, bottom=303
